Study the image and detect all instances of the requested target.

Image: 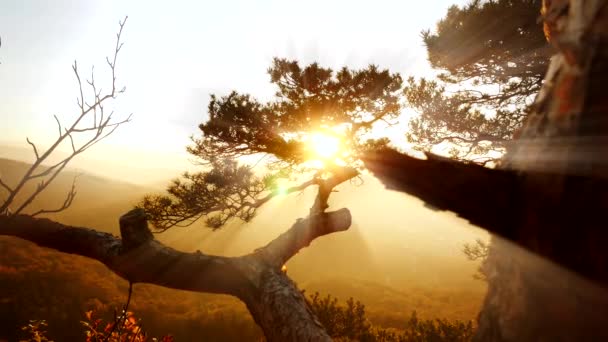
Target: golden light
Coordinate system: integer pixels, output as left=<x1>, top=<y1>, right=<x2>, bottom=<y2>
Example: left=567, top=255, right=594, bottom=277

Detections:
left=308, top=132, right=341, bottom=160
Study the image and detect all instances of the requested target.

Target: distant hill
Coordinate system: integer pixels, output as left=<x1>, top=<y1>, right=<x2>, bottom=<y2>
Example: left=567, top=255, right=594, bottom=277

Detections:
left=0, top=143, right=183, bottom=187
left=0, top=158, right=150, bottom=233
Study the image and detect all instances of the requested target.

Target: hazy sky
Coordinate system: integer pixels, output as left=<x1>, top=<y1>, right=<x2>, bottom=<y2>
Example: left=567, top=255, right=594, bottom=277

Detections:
left=0, top=0, right=467, bottom=180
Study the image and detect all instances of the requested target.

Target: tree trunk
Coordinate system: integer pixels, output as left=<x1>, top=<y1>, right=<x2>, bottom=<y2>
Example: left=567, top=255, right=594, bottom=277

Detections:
left=477, top=1, right=608, bottom=340
left=240, top=265, right=331, bottom=341
left=0, top=207, right=352, bottom=341
left=363, top=0, right=608, bottom=340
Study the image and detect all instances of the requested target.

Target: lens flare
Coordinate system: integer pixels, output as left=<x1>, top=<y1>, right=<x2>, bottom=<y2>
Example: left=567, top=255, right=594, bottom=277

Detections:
left=275, top=178, right=290, bottom=196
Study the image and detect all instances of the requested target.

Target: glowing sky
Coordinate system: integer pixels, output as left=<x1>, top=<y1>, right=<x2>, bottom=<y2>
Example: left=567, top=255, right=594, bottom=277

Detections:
left=0, top=0, right=467, bottom=183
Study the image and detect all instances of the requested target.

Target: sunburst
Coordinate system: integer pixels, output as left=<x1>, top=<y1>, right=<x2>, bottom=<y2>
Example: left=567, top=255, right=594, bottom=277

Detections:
left=307, top=132, right=342, bottom=160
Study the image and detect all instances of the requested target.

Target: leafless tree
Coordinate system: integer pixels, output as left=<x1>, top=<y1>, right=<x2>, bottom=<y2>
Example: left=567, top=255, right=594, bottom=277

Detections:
left=0, top=17, right=131, bottom=217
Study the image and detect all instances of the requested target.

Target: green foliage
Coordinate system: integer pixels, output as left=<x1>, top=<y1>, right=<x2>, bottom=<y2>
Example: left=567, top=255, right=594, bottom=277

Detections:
left=406, top=0, right=550, bottom=162
left=307, top=292, right=475, bottom=342
left=140, top=160, right=266, bottom=231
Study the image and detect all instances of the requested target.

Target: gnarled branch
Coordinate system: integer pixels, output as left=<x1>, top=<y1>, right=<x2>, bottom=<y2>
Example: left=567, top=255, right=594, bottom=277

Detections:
left=0, top=206, right=353, bottom=294
left=0, top=211, right=249, bottom=296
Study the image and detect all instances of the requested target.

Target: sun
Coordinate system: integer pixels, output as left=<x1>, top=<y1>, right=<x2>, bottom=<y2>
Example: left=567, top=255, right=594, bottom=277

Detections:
left=307, top=132, right=342, bottom=160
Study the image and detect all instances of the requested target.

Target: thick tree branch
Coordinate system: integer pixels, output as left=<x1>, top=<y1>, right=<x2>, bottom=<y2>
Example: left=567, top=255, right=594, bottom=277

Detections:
left=362, top=148, right=519, bottom=234
left=0, top=203, right=358, bottom=341
left=0, top=204, right=355, bottom=297
left=362, top=148, right=608, bottom=285
left=254, top=208, right=352, bottom=267
left=310, top=165, right=359, bottom=215
left=0, top=210, right=250, bottom=296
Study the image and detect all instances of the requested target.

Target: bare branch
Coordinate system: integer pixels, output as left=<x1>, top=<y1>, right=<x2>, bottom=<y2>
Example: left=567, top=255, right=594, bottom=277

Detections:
left=0, top=177, right=13, bottom=193
left=30, top=160, right=67, bottom=179
left=12, top=155, right=74, bottom=216
left=25, top=137, right=39, bottom=159
left=72, top=60, right=85, bottom=112
left=68, top=115, right=126, bottom=133
left=0, top=16, right=130, bottom=216
left=53, top=115, right=62, bottom=138
left=66, top=130, right=76, bottom=153
left=31, top=175, right=78, bottom=217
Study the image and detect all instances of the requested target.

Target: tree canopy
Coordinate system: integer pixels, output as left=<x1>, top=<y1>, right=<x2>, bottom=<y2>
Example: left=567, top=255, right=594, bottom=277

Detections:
left=404, top=0, right=550, bottom=162
left=142, top=58, right=402, bottom=231
left=189, top=58, right=402, bottom=164
left=424, top=0, right=548, bottom=86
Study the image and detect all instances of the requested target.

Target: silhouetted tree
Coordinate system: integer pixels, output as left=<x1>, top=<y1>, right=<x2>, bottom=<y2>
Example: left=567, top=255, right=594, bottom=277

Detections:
left=141, top=59, right=402, bottom=231
left=404, top=0, right=550, bottom=162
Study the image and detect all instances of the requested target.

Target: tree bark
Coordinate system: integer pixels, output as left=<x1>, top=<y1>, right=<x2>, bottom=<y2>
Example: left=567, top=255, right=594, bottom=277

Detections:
left=0, top=207, right=352, bottom=341
left=240, top=264, right=331, bottom=341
